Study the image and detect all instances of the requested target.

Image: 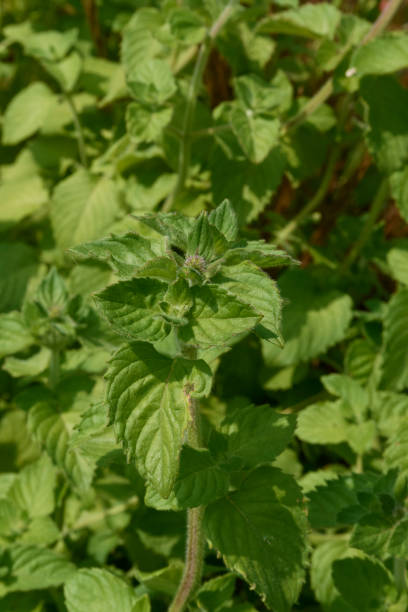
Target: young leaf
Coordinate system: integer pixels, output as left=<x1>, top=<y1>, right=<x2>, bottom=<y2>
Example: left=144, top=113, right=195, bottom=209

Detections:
left=205, top=467, right=306, bottom=612
left=258, top=3, right=341, bottom=39
left=220, top=402, right=296, bottom=467
left=230, top=104, right=280, bottom=164
left=224, top=240, right=296, bottom=268
left=178, top=285, right=261, bottom=347
left=64, top=568, right=140, bottom=612
left=135, top=212, right=194, bottom=251
left=208, top=199, right=239, bottom=242
left=94, top=279, right=170, bottom=343
left=106, top=342, right=212, bottom=496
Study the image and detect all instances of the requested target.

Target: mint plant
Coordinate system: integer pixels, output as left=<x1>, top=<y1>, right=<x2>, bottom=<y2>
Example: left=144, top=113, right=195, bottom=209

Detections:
left=70, top=199, right=306, bottom=611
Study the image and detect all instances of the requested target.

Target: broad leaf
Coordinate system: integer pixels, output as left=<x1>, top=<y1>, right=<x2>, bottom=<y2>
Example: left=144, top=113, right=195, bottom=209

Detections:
left=0, top=312, right=33, bottom=358
left=2, top=82, right=56, bottom=145
left=94, top=279, right=170, bottom=342
left=174, top=446, right=230, bottom=508
left=64, top=568, right=140, bottom=612
left=214, top=262, right=283, bottom=342
left=106, top=342, right=212, bottom=496
left=230, top=104, right=280, bottom=164
left=178, top=284, right=261, bottom=347
left=52, top=170, right=121, bottom=249
left=69, top=233, right=164, bottom=279
left=387, top=245, right=408, bottom=285
left=3, top=545, right=75, bottom=592
left=208, top=199, right=239, bottom=242
left=351, top=32, right=408, bottom=78
left=0, top=243, right=39, bottom=312
left=220, top=402, right=296, bottom=467
left=381, top=288, right=408, bottom=391
left=205, top=467, right=306, bottom=612
left=9, top=455, right=56, bottom=519
left=332, top=556, right=391, bottom=612
left=258, top=3, right=341, bottom=39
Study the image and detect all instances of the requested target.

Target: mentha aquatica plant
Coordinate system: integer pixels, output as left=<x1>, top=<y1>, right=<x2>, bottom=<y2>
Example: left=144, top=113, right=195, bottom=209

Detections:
left=71, top=199, right=307, bottom=612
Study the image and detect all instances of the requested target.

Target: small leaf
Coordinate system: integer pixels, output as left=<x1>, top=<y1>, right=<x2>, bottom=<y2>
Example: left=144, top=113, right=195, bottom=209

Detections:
left=224, top=240, right=296, bottom=268
left=230, top=103, right=280, bottom=164
left=126, top=102, right=172, bottom=143
left=179, top=284, right=260, bottom=347
left=205, top=467, right=306, bottom=612
left=127, top=58, right=177, bottom=105
left=65, top=568, right=139, bottom=612
left=94, top=279, right=170, bottom=342
left=106, top=342, right=212, bottom=496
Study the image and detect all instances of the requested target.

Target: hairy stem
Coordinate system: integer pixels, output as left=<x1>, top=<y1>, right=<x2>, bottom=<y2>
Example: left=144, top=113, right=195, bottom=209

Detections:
left=65, top=92, right=88, bottom=167
left=169, top=397, right=206, bottom=612
left=284, top=0, right=404, bottom=131
left=163, top=1, right=236, bottom=212
left=340, top=178, right=389, bottom=274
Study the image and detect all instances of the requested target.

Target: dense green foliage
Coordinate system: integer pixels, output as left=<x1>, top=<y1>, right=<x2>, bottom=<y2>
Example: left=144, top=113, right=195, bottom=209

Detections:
left=1, top=0, right=408, bottom=610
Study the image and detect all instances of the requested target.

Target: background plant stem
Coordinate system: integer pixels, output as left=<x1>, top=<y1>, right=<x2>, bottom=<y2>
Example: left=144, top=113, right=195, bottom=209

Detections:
left=169, top=396, right=206, bottom=612
left=65, top=92, right=88, bottom=167
left=340, top=179, right=389, bottom=274
left=163, top=1, right=236, bottom=212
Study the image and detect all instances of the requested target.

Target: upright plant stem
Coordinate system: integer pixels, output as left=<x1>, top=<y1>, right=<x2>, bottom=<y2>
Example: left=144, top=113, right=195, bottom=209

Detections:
left=340, top=179, right=389, bottom=274
left=284, top=0, right=404, bottom=132
left=163, top=1, right=236, bottom=212
left=65, top=92, right=88, bottom=167
left=49, top=347, right=60, bottom=391
left=169, top=397, right=206, bottom=612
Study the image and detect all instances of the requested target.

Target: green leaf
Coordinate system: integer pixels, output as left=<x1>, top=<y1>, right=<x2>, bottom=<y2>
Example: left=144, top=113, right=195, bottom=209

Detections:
left=220, top=402, right=296, bottom=467
left=9, top=455, right=56, bottom=519
left=21, top=28, right=77, bottom=61
left=121, top=8, right=163, bottom=78
left=126, top=102, right=172, bottom=143
left=351, top=32, right=408, bottom=78
left=52, top=170, right=121, bottom=249
left=0, top=312, right=33, bottom=358
left=332, top=556, right=391, bottom=612
left=0, top=243, right=40, bottom=312
left=127, top=59, right=176, bottom=105
left=390, top=168, right=408, bottom=223
left=345, top=339, right=378, bottom=386
left=94, top=279, right=170, bottom=342
left=0, top=176, right=48, bottom=226
left=381, top=288, right=408, bottom=391
left=233, top=72, right=292, bottom=115
left=205, top=467, right=306, bottom=612
left=258, top=3, right=341, bottom=39
left=296, top=400, right=349, bottom=445
left=106, top=342, right=212, bottom=496
left=65, top=568, right=139, bottom=612
left=230, top=103, right=280, bottom=164
left=69, top=233, right=164, bottom=279
left=2, top=82, right=56, bottom=145
left=310, top=540, right=353, bottom=609
left=351, top=514, right=399, bottom=558
left=41, top=50, right=82, bottom=92
left=136, top=212, right=194, bottom=250
left=387, top=245, right=408, bottom=285
left=321, top=374, right=369, bottom=417
left=4, top=545, right=75, bottom=592
left=262, top=269, right=353, bottom=367
left=168, top=8, right=206, bottom=45
left=224, top=240, right=296, bottom=268
left=27, top=395, right=95, bottom=491
left=307, top=475, right=359, bottom=528
left=179, top=285, right=261, bottom=347
left=35, top=267, right=69, bottom=314
left=195, top=573, right=236, bottom=612
left=208, top=199, right=239, bottom=242
left=360, top=76, right=408, bottom=174
left=384, top=420, right=408, bottom=483
left=214, top=262, right=283, bottom=342
left=173, top=446, right=230, bottom=508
